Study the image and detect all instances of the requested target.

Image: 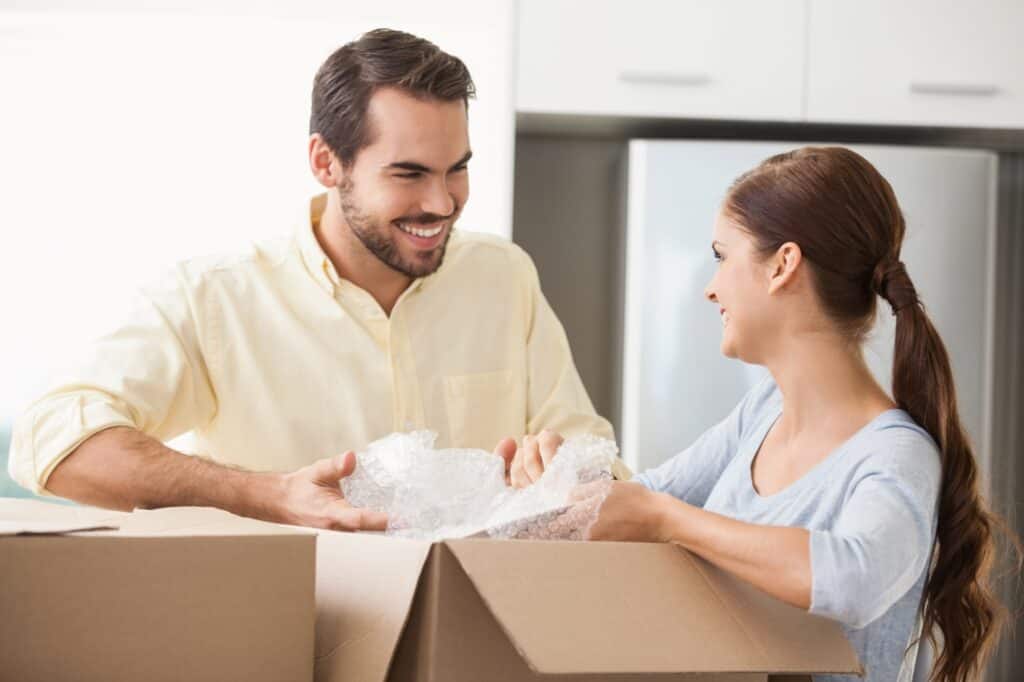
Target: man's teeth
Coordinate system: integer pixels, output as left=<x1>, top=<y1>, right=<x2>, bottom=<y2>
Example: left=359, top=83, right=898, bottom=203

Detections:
left=398, top=222, right=444, bottom=238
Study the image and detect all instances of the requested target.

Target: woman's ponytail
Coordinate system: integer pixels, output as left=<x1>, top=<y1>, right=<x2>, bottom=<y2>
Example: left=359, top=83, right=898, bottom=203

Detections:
left=880, top=259, right=1014, bottom=682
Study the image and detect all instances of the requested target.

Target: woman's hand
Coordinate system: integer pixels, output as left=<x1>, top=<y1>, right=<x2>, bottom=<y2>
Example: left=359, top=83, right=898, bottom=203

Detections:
left=576, top=479, right=813, bottom=610
left=573, top=480, right=672, bottom=543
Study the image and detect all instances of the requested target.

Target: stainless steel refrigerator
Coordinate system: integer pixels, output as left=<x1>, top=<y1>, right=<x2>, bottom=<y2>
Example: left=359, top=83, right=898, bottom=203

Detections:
left=619, top=140, right=997, bottom=485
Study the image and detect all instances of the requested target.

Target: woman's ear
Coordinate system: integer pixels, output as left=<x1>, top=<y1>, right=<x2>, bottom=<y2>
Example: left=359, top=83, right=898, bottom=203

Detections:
left=308, top=133, right=344, bottom=189
left=767, top=241, right=803, bottom=295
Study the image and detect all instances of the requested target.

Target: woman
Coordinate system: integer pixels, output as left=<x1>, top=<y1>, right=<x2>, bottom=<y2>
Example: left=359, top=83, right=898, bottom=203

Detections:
left=575, top=147, right=1014, bottom=682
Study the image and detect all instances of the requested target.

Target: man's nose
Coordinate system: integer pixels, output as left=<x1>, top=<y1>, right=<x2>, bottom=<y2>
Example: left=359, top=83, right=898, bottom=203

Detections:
left=421, top=179, right=455, bottom=218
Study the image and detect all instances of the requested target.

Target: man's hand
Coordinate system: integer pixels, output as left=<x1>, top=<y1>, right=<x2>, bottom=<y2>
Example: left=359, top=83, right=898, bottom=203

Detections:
left=493, top=430, right=564, bottom=489
left=276, top=452, right=387, bottom=531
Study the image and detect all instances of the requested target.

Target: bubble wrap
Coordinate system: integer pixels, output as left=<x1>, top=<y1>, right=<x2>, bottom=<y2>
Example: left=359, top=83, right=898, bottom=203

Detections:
left=340, top=431, right=616, bottom=541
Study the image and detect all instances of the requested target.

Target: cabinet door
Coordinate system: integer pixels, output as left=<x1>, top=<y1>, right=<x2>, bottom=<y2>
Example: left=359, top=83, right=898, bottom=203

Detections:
left=807, top=0, right=1024, bottom=128
left=517, top=0, right=806, bottom=121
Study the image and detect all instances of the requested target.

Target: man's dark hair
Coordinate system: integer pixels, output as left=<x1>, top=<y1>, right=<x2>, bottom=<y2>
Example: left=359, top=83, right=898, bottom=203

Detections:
left=310, top=28, right=476, bottom=166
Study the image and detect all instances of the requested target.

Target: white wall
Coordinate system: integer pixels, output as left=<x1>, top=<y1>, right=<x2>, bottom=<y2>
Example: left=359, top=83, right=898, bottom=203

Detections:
left=0, top=1, right=516, bottom=421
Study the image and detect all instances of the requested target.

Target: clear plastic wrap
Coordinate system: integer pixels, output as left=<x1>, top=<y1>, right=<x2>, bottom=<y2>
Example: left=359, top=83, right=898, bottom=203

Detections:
left=339, top=431, right=616, bottom=541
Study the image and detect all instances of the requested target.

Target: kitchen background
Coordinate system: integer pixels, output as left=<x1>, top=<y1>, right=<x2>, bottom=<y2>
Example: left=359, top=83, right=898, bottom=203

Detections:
left=1, top=1, right=1021, bottom=678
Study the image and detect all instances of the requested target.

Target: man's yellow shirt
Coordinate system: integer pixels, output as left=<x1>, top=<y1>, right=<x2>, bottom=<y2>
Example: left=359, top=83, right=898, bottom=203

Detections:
left=9, top=195, right=615, bottom=495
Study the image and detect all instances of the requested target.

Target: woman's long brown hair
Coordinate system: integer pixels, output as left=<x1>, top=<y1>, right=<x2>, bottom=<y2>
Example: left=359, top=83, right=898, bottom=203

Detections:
left=724, top=146, right=1019, bottom=682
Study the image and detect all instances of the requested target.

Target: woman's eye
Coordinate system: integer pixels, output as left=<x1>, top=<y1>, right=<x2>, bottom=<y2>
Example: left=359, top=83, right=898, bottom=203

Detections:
left=396, top=172, right=421, bottom=179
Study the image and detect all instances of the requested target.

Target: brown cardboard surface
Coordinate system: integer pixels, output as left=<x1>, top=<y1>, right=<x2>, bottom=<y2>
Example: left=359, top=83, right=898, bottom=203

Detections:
left=445, top=539, right=863, bottom=676
left=0, top=500, right=316, bottom=682
left=314, top=530, right=432, bottom=682
left=312, top=534, right=862, bottom=682
left=389, top=543, right=766, bottom=682
left=685, top=551, right=863, bottom=675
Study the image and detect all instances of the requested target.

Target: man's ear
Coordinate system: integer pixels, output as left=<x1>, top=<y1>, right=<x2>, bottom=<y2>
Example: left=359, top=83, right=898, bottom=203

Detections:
left=308, top=133, right=344, bottom=189
left=767, top=241, right=803, bottom=295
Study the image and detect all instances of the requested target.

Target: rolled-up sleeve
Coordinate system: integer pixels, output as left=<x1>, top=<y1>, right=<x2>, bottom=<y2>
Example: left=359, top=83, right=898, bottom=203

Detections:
left=809, top=440, right=941, bottom=629
left=7, top=267, right=217, bottom=494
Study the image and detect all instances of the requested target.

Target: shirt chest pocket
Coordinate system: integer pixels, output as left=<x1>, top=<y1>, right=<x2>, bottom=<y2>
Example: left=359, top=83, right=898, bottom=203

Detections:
left=443, top=369, right=523, bottom=450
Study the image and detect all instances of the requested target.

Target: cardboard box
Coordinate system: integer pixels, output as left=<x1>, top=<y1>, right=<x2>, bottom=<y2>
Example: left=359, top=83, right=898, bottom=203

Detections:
left=0, top=499, right=316, bottom=682
left=313, top=534, right=863, bottom=682
left=2, top=499, right=865, bottom=682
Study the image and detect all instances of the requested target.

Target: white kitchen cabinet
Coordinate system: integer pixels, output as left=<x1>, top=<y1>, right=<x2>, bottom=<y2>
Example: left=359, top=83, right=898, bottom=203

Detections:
left=516, top=0, right=807, bottom=121
left=807, top=0, right=1024, bottom=128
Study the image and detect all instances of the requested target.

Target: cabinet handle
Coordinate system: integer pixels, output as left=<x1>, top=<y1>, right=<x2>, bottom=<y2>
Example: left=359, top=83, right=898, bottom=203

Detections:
left=618, top=71, right=712, bottom=87
left=909, top=82, right=1000, bottom=97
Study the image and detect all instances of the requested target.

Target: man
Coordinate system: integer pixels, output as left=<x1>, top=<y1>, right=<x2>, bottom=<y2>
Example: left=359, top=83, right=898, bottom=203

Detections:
left=7, top=28, right=613, bottom=530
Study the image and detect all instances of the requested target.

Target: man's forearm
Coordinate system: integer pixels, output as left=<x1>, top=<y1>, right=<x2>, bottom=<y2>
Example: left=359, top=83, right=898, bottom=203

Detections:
left=45, top=426, right=284, bottom=520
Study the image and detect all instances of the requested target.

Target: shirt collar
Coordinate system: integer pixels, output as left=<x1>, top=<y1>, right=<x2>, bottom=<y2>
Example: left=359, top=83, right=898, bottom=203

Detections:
left=296, top=193, right=338, bottom=296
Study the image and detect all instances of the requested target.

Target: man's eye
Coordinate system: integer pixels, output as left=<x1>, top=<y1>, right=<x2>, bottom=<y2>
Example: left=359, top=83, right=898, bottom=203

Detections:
left=451, top=165, right=468, bottom=173
left=396, top=172, right=421, bottom=179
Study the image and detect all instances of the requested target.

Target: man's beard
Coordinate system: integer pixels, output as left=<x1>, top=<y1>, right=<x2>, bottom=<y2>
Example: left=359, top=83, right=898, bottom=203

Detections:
left=339, top=178, right=456, bottom=279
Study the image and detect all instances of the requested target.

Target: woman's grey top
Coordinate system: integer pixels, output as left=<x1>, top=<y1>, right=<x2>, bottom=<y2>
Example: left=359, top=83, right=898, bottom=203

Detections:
left=634, top=378, right=941, bottom=682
